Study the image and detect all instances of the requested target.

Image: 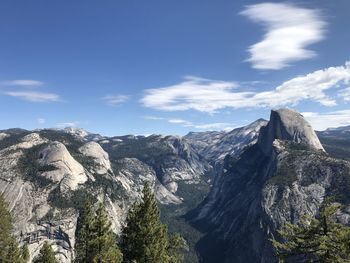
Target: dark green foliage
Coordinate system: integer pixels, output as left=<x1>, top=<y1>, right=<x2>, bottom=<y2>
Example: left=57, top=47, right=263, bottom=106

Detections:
left=17, top=143, right=53, bottom=188
left=326, top=163, right=350, bottom=204
left=32, top=242, right=59, bottom=263
left=318, top=133, right=350, bottom=160
left=75, top=201, right=123, bottom=263
left=89, top=175, right=127, bottom=202
left=75, top=200, right=95, bottom=263
left=268, top=161, right=297, bottom=187
left=48, top=187, right=96, bottom=211
left=90, top=203, right=123, bottom=263
left=38, top=130, right=84, bottom=153
left=120, top=183, right=185, bottom=263
left=0, top=130, right=29, bottom=151
left=268, top=142, right=323, bottom=187
left=0, top=194, right=29, bottom=263
left=272, top=199, right=350, bottom=262
left=105, top=136, right=174, bottom=161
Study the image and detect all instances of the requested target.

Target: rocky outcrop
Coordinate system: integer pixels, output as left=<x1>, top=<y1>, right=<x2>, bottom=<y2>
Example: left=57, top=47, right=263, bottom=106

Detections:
left=185, top=119, right=268, bottom=161
left=258, top=109, right=324, bottom=154
left=39, top=142, right=88, bottom=191
left=192, top=108, right=350, bottom=263
left=79, top=141, right=112, bottom=174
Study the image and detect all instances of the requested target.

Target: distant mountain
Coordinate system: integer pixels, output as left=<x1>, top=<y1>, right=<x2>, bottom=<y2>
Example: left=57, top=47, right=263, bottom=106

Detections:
left=317, top=126, right=350, bottom=160
left=185, top=118, right=268, bottom=162
left=191, top=109, right=350, bottom=263
left=1, top=111, right=350, bottom=262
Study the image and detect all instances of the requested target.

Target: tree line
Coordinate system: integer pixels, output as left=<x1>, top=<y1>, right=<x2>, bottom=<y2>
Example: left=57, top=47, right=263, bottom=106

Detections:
left=0, top=183, right=185, bottom=263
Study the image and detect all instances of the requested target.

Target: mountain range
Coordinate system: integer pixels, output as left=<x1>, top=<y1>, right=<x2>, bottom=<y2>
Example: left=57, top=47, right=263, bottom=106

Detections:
left=0, top=108, right=350, bottom=262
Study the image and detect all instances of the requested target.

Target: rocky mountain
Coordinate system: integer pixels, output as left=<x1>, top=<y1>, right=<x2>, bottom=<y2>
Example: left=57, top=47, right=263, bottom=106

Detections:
left=317, top=126, right=350, bottom=161
left=1, top=109, right=350, bottom=263
left=185, top=119, right=268, bottom=162
left=191, top=109, right=350, bottom=263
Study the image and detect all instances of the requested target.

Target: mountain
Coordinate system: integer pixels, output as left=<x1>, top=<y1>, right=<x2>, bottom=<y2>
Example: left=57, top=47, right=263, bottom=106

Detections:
left=0, top=128, right=212, bottom=262
left=191, top=109, right=350, bottom=263
left=317, top=125, right=350, bottom=160
left=1, top=111, right=350, bottom=262
left=185, top=118, right=268, bottom=162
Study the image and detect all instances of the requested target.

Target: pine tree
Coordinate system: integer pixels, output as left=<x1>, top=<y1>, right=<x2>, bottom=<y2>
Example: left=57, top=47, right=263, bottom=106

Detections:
left=120, top=183, right=185, bottom=263
left=272, top=199, right=350, bottom=262
left=75, top=201, right=122, bottom=263
left=75, top=200, right=95, bottom=263
left=32, top=242, right=58, bottom=263
left=90, top=203, right=123, bottom=263
left=0, top=193, right=29, bottom=263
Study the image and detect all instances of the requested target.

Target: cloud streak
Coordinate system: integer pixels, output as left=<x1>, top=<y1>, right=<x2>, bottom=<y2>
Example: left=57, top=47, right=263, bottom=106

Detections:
left=241, top=3, right=326, bottom=70
left=102, top=95, right=129, bottom=106
left=141, top=62, right=350, bottom=113
left=0, top=79, right=44, bottom=87
left=144, top=116, right=235, bottom=131
left=302, top=110, right=350, bottom=131
left=4, top=91, right=61, bottom=102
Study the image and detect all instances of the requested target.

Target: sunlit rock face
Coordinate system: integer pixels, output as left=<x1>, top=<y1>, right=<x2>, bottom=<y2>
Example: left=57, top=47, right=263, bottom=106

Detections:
left=39, top=141, right=88, bottom=191
left=79, top=141, right=112, bottom=175
left=258, top=108, right=324, bottom=154
left=192, top=108, right=350, bottom=263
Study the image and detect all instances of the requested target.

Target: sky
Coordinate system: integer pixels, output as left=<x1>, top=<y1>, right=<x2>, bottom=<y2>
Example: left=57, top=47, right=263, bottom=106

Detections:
left=0, top=0, right=349, bottom=136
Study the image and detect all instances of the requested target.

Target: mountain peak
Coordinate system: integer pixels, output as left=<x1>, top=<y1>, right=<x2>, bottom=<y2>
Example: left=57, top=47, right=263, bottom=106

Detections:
left=259, top=108, right=324, bottom=153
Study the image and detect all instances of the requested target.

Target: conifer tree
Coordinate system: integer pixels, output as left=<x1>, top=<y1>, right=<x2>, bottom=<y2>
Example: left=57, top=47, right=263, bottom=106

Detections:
left=90, top=203, right=123, bottom=263
left=0, top=193, right=29, bottom=263
left=272, top=199, right=350, bottom=262
left=75, top=200, right=95, bottom=263
left=120, top=183, right=185, bottom=263
left=75, top=200, right=122, bottom=263
left=32, top=242, right=58, bottom=263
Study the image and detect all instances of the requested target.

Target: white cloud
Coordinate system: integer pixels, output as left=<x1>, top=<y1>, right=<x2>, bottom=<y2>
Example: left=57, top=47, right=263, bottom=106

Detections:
left=143, top=116, right=165, bottom=120
left=103, top=95, right=129, bottom=106
left=56, top=122, right=79, bottom=128
left=241, top=3, right=326, bottom=70
left=339, top=87, right=350, bottom=101
left=0, top=79, right=44, bottom=87
left=144, top=115, right=235, bottom=131
left=302, top=110, right=350, bottom=131
left=37, top=118, right=46, bottom=124
left=193, top=122, right=236, bottom=130
left=4, top=91, right=61, bottom=102
left=168, top=119, right=193, bottom=127
left=141, top=62, right=350, bottom=113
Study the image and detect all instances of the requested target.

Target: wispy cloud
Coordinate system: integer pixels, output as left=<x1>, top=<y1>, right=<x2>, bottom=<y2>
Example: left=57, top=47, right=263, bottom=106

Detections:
left=0, top=79, right=44, bottom=87
left=339, top=87, right=350, bottom=101
left=302, top=110, right=350, bottom=131
left=37, top=118, right=46, bottom=124
left=141, top=62, right=350, bottom=113
left=143, top=116, right=165, bottom=120
left=168, top=119, right=193, bottom=126
left=241, top=3, right=326, bottom=70
left=4, top=91, right=61, bottom=102
left=102, top=95, right=129, bottom=106
left=193, top=122, right=236, bottom=130
left=144, top=115, right=235, bottom=131
left=56, top=121, right=80, bottom=128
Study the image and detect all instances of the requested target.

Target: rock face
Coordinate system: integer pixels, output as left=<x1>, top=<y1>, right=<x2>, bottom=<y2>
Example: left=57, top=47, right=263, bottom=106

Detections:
left=0, top=128, right=220, bottom=262
left=79, top=141, right=112, bottom=174
left=39, top=142, right=88, bottom=191
left=2, top=108, right=346, bottom=263
left=192, top=108, right=350, bottom=263
left=258, top=109, right=324, bottom=154
left=185, top=119, right=268, bottom=161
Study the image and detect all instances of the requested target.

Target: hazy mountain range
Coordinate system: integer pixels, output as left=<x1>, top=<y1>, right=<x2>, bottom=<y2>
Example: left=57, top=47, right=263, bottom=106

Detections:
left=0, top=109, right=350, bottom=262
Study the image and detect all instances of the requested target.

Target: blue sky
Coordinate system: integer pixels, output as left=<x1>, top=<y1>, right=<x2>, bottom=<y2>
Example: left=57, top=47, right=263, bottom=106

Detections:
left=0, top=0, right=349, bottom=136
